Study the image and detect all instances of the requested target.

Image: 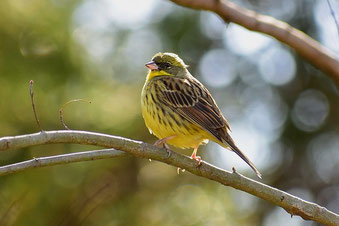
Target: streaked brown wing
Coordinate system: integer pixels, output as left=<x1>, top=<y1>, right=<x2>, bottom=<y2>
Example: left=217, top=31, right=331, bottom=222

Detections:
left=159, top=77, right=230, bottom=141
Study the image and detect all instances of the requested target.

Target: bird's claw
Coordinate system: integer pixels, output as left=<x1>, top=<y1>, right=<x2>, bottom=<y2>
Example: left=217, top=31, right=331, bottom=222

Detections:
left=163, top=143, right=172, bottom=158
left=154, top=137, right=174, bottom=158
left=190, top=154, right=202, bottom=165
left=166, top=149, right=171, bottom=158
left=154, top=141, right=172, bottom=158
left=154, top=140, right=163, bottom=147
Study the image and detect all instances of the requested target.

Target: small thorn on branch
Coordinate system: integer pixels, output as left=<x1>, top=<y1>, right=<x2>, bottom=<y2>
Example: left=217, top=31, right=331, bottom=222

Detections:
left=59, top=99, right=91, bottom=130
left=29, top=80, right=43, bottom=132
left=232, top=167, right=239, bottom=175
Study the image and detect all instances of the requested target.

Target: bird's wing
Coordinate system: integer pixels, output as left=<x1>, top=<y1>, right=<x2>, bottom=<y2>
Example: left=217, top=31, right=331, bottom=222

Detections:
left=158, top=77, right=262, bottom=178
left=159, top=77, right=230, bottom=141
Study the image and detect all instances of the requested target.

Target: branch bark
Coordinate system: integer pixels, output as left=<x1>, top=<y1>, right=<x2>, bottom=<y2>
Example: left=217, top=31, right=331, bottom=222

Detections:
left=0, top=130, right=338, bottom=225
left=0, top=148, right=127, bottom=176
left=170, top=0, right=339, bottom=85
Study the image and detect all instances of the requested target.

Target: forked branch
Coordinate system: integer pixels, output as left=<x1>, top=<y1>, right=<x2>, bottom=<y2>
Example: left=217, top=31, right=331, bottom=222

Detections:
left=0, top=130, right=338, bottom=225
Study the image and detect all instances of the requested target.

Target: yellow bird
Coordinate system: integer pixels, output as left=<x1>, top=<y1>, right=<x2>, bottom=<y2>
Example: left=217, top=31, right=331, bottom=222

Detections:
left=141, top=52, right=261, bottom=178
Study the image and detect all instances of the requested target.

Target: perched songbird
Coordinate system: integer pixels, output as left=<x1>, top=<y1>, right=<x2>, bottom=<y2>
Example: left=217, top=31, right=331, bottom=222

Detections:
left=141, top=52, right=261, bottom=178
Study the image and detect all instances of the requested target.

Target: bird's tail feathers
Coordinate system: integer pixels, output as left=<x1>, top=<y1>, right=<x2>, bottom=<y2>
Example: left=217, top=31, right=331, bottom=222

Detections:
left=221, top=137, right=262, bottom=179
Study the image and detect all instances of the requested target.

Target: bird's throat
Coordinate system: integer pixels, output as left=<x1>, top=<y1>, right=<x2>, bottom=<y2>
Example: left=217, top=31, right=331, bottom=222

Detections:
left=146, top=70, right=171, bottom=82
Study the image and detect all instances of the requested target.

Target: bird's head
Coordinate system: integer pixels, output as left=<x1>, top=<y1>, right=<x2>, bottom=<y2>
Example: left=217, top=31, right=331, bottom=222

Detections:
left=145, top=52, right=189, bottom=79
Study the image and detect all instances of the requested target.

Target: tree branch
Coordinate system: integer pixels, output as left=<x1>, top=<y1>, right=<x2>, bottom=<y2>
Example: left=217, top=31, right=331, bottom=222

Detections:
left=0, top=130, right=338, bottom=225
left=170, top=0, right=339, bottom=85
left=0, top=148, right=128, bottom=176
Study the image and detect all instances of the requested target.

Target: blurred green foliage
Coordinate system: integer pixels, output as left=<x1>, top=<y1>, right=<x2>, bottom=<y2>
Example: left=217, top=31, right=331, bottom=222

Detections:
left=0, top=0, right=338, bottom=225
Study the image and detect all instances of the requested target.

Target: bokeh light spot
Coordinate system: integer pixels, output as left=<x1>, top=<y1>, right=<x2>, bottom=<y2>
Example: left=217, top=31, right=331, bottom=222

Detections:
left=292, top=89, right=329, bottom=132
left=246, top=98, right=287, bottom=136
left=73, top=27, right=115, bottom=62
left=199, top=49, right=237, bottom=88
left=259, top=46, right=296, bottom=85
left=314, top=1, right=339, bottom=55
left=307, top=132, right=339, bottom=183
left=74, top=0, right=157, bottom=30
left=259, top=0, right=297, bottom=21
left=200, top=12, right=225, bottom=40
left=122, top=29, right=162, bottom=74
left=223, top=24, right=272, bottom=56
left=241, top=84, right=288, bottom=139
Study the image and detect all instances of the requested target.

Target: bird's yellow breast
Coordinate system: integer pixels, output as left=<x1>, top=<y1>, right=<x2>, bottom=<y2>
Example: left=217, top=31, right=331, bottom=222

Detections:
left=141, top=77, right=209, bottom=149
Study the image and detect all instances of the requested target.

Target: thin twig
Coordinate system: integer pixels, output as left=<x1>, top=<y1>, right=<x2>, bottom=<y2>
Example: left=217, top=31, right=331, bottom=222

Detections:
left=0, top=130, right=338, bottom=225
left=327, top=0, right=339, bottom=37
left=59, top=99, right=91, bottom=130
left=0, top=148, right=127, bottom=176
left=29, top=80, right=43, bottom=131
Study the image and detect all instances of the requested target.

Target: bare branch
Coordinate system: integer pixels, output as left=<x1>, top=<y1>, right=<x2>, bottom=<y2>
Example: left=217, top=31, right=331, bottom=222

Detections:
left=0, top=148, right=127, bottom=176
left=29, top=80, right=43, bottom=131
left=170, top=0, right=339, bottom=85
left=0, top=130, right=338, bottom=225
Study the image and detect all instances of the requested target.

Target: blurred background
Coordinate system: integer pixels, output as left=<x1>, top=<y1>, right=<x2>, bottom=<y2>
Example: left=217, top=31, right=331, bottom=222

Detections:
left=0, top=0, right=338, bottom=225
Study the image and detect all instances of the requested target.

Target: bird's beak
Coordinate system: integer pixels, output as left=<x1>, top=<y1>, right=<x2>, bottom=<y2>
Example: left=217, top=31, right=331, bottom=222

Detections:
left=145, top=61, right=159, bottom=71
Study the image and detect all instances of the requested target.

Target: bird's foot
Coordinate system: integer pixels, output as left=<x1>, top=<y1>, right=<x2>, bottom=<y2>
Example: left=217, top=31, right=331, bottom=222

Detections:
left=154, top=135, right=176, bottom=147
left=154, top=139, right=164, bottom=147
left=154, top=137, right=174, bottom=158
left=164, top=143, right=172, bottom=158
left=190, top=152, right=202, bottom=165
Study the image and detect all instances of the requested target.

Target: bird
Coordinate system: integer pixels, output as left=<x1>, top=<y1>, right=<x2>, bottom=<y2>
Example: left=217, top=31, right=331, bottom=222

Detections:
left=141, top=52, right=262, bottom=178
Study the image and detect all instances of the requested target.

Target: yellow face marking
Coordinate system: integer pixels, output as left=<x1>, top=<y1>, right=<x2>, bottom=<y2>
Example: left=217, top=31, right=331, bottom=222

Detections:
left=146, top=70, right=172, bottom=82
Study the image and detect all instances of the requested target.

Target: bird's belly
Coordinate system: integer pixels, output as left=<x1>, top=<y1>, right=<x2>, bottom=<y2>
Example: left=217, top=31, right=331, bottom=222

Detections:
left=141, top=103, right=209, bottom=149
left=167, top=134, right=209, bottom=149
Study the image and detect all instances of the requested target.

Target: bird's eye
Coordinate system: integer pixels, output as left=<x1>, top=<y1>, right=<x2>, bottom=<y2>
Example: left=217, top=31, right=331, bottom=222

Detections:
left=163, top=63, right=171, bottom=68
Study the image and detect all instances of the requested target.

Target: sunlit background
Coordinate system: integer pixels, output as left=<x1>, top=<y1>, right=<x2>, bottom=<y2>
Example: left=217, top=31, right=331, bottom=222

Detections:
left=0, top=0, right=338, bottom=225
